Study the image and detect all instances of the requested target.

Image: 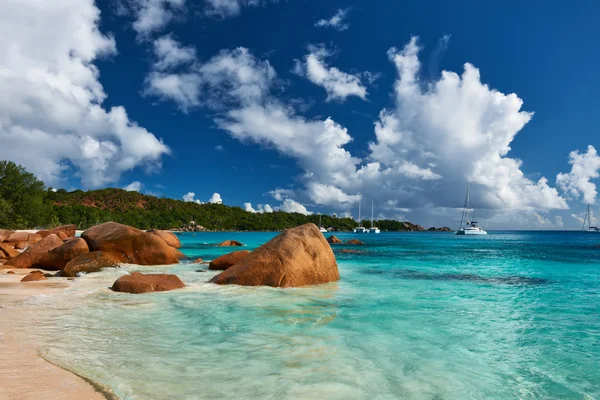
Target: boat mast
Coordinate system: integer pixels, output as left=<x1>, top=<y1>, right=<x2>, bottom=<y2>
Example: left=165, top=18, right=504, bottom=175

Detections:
left=589, top=204, right=593, bottom=230
left=371, top=201, right=374, bottom=229
left=583, top=204, right=590, bottom=231
left=358, top=197, right=362, bottom=227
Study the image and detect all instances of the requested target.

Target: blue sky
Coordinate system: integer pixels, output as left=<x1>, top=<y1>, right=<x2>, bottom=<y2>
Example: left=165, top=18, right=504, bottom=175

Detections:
left=1, top=0, right=599, bottom=229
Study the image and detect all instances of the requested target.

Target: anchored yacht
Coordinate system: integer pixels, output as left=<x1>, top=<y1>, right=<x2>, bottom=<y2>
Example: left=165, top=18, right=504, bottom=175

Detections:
left=582, top=204, right=600, bottom=233
left=353, top=198, right=368, bottom=233
left=456, top=184, right=487, bottom=235
left=369, top=201, right=380, bottom=234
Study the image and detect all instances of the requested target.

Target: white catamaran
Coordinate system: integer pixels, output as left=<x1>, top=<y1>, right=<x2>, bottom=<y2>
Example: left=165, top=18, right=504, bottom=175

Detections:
left=369, top=201, right=380, bottom=234
left=456, top=184, right=487, bottom=235
left=582, top=204, right=600, bottom=233
left=353, top=198, right=368, bottom=233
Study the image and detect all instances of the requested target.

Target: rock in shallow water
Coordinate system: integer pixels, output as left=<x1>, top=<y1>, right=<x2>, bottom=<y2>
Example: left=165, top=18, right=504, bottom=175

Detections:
left=346, top=239, right=364, bottom=245
left=210, top=223, right=339, bottom=288
left=111, top=272, right=185, bottom=294
left=63, top=251, right=120, bottom=277
left=209, top=250, right=250, bottom=271
left=21, top=271, right=46, bottom=282
left=326, top=235, right=342, bottom=244
left=216, top=240, right=244, bottom=247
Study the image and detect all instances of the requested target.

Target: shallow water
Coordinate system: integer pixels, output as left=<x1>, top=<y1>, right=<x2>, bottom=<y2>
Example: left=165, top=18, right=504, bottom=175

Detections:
left=9, top=231, right=600, bottom=399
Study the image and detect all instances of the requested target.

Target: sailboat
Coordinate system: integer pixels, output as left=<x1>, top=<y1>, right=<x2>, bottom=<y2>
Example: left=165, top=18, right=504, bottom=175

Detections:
left=369, top=201, right=380, bottom=233
left=456, top=183, right=487, bottom=235
left=582, top=204, right=600, bottom=232
left=353, top=198, right=368, bottom=233
left=318, top=214, right=327, bottom=233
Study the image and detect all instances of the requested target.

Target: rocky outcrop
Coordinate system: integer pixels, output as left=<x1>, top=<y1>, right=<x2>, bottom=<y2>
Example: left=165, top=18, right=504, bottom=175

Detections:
left=5, top=232, right=29, bottom=243
left=427, top=227, right=452, bottom=232
left=209, top=250, right=250, bottom=271
left=63, top=251, right=120, bottom=277
left=210, top=223, right=339, bottom=288
left=0, top=243, right=20, bottom=259
left=0, top=229, right=13, bottom=243
left=38, top=238, right=89, bottom=270
left=147, top=229, right=181, bottom=248
left=326, top=235, right=342, bottom=244
left=191, top=257, right=203, bottom=264
left=14, top=242, right=27, bottom=250
left=346, top=239, right=364, bottom=245
left=81, top=222, right=183, bottom=265
left=111, top=272, right=185, bottom=294
left=4, top=234, right=64, bottom=269
left=36, top=225, right=76, bottom=239
left=216, top=240, right=244, bottom=247
left=21, top=271, right=47, bottom=282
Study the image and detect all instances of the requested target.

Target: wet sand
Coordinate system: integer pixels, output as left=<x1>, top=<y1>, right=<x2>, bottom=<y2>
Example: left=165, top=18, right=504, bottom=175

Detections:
left=0, top=269, right=109, bottom=400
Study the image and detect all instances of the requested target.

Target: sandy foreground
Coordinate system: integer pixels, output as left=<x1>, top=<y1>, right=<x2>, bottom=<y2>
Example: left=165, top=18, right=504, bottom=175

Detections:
left=0, top=269, right=109, bottom=400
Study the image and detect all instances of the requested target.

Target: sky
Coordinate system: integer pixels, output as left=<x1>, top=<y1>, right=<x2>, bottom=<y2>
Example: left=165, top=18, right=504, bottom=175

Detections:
left=1, top=0, right=600, bottom=229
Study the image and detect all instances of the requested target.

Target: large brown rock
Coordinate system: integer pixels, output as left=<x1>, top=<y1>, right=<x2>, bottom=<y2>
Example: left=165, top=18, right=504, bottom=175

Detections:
left=0, top=243, right=20, bottom=259
left=27, top=233, right=42, bottom=244
left=209, top=250, right=250, bottom=271
left=326, top=235, right=342, bottom=244
left=38, top=238, right=89, bottom=270
left=81, top=222, right=183, bottom=265
left=111, top=272, right=185, bottom=294
left=0, top=229, right=13, bottom=243
left=63, top=251, right=120, bottom=277
left=37, top=225, right=76, bottom=239
left=210, top=223, right=339, bottom=288
left=5, top=232, right=29, bottom=243
left=4, top=234, right=64, bottom=269
left=147, top=229, right=181, bottom=248
left=14, top=241, right=27, bottom=250
left=216, top=240, right=244, bottom=247
left=21, top=271, right=47, bottom=282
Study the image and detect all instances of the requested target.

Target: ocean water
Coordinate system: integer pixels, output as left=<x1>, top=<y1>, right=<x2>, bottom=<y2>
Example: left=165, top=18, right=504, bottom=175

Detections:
left=9, top=231, right=600, bottom=399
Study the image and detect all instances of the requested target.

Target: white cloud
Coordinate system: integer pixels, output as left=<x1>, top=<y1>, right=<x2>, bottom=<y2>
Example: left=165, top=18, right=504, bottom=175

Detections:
left=306, top=182, right=360, bottom=206
left=279, top=198, right=312, bottom=215
left=127, top=0, right=185, bottom=36
left=205, top=0, right=261, bottom=17
left=215, top=145, right=224, bottom=151
left=315, top=9, right=350, bottom=31
left=556, top=145, right=600, bottom=204
left=124, top=181, right=143, bottom=191
left=269, top=188, right=295, bottom=201
left=244, top=202, right=273, bottom=213
left=208, top=192, right=223, bottom=204
left=0, top=0, right=170, bottom=188
left=293, top=46, right=367, bottom=101
left=183, top=191, right=202, bottom=204
left=153, top=35, right=196, bottom=70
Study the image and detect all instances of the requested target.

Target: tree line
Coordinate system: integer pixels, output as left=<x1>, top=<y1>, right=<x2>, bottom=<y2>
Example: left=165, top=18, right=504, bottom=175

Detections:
left=0, top=160, right=427, bottom=231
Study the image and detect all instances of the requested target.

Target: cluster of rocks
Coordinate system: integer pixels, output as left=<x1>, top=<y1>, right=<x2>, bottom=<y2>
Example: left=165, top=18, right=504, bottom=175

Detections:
left=2, top=222, right=341, bottom=293
left=174, top=221, right=207, bottom=232
left=427, top=227, right=453, bottom=232
left=326, top=235, right=364, bottom=245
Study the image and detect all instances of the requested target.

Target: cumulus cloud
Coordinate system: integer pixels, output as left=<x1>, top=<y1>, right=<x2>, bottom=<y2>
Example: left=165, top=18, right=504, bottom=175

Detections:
left=183, top=191, right=202, bottom=204
left=293, top=46, right=368, bottom=101
left=279, top=198, right=312, bottom=215
left=0, top=0, right=170, bottom=188
left=205, top=0, right=266, bottom=17
left=153, top=35, right=196, bottom=70
left=124, top=181, right=143, bottom=191
left=208, top=192, right=223, bottom=204
left=556, top=145, right=600, bottom=204
left=315, top=9, right=350, bottom=31
left=244, top=202, right=273, bottom=213
left=123, top=0, right=185, bottom=36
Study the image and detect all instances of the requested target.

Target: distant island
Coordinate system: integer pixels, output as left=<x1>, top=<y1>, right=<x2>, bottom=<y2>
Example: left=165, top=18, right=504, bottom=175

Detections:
left=0, top=161, right=449, bottom=232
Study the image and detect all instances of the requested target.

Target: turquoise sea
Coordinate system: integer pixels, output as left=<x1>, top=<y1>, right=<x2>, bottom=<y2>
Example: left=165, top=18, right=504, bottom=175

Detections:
left=10, top=231, right=600, bottom=399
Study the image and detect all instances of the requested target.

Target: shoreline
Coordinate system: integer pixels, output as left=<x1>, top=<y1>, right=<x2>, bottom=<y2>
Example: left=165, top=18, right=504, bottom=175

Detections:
left=0, top=269, right=116, bottom=400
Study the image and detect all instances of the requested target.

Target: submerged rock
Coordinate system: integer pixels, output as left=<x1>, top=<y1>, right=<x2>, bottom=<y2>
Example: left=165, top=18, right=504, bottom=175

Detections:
left=211, top=223, right=339, bottom=288
left=209, top=250, right=250, bottom=271
left=81, top=222, right=183, bottom=265
left=326, top=235, right=342, bottom=244
left=346, top=239, right=364, bottom=245
left=111, top=272, right=185, bottom=294
left=147, top=229, right=181, bottom=248
left=4, top=234, right=63, bottom=269
left=216, top=240, right=244, bottom=247
left=63, top=251, right=120, bottom=277
left=21, top=271, right=47, bottom=282
left=340, top=249, right=362, bottom=254
left=38, top=238, right=89, bottom=270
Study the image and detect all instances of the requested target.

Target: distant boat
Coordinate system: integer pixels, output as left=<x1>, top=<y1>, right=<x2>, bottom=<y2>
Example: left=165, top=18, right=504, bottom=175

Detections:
left=319, top=214, right=327, bottom=233
left=369, top=201, right=380, bottom=234
left=582, top=204, right=600, bottom=233
left=456, top=184, right=487, bottom=235
left=353, top=198, right=368, bottom=233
